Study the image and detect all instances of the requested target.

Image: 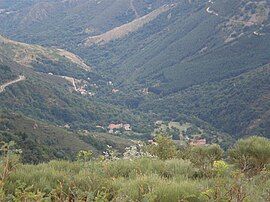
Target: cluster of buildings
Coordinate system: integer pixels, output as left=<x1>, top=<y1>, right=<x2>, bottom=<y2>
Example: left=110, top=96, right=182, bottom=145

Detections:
left=108, top=123, right=131, bottom=134
left=142, top=88, right=149, bottom=94
left=189, top=138, right=207, bottom=146
left=154, top=120, right=207, bottom=146
left=112, top=89, right=119, bottom=93
left=107, top=81, right=120, bottom=94
left=77, top=84, right=87, bottom=95
left=77, top=83, right=95, bottom=96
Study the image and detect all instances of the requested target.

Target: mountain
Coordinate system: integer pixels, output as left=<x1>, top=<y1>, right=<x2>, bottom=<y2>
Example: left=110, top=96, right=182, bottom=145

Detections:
left=0, top=35, right=153, bottom=134
left=0, top=34, right=91, bottom=74
left=75, top=0, right=270, bottom=138
left=0, top=1, right=269, bottom=200
left=79, top=0, right=270, bottom=92
left=0, top=0, right=179, bottom=47
left=0, top=0, right=269, bottom=145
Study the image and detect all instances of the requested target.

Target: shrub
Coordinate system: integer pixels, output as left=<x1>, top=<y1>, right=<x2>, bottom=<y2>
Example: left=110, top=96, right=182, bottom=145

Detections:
left=147, top=134, right=177, bottom=160
left=113, top=175, right=202, bottom=202
left=77, top=150, right=93, bottom=162
left=228, top=136, right=270, bottom=175
left=188, top=144, right=224, bottom=176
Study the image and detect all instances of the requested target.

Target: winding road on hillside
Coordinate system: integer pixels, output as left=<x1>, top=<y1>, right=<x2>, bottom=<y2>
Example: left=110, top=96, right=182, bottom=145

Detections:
left=60, top=76, right=79, bottom=91
left=0, top=75, right=26, bottom=93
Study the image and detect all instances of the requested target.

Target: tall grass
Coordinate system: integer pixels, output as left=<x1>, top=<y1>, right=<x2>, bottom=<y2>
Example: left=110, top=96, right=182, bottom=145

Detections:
left=2, top=158, right=201, bottom=200
left=1, top=136, right=269, bottom=201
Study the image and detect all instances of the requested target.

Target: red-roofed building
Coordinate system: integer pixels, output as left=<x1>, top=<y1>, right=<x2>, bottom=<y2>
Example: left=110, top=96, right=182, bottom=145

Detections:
left=189, top=138, right=207, bottom=146
left=108, top=123, right=123, bottom=130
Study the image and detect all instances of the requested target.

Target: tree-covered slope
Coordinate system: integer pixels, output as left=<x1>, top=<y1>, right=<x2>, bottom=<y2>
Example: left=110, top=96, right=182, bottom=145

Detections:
left=140, top=64, right=270, bottom=138
left=74, top=0, right=270, bottom=138
left=0, top=37, right=153, bottom=133
left=0, top=34, right=91, bottom=75
left=0, top=0, right=180, bottom=46
left=0, top=111, right=132, bottom=164
left=79, top=0, right=270, bottom=93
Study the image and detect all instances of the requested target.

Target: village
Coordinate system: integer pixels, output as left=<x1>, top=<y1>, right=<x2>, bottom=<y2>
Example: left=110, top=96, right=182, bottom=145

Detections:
left=153, top=120, right=207, bottom=147
left=107, top=123, right=132, bottom=134
left=95, top=120, right=207, bottom=147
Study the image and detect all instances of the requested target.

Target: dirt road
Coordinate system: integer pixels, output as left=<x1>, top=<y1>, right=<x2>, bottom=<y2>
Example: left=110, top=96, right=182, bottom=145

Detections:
left=0, top=75, right=26, bottom=93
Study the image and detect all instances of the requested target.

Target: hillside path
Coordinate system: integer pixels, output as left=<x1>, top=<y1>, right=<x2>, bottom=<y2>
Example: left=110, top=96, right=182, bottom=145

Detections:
left=60, top=76, right=78, bottom=91
left=0, top=75, right=26, bottom=93
left=130, top=0, right=139, bottom=18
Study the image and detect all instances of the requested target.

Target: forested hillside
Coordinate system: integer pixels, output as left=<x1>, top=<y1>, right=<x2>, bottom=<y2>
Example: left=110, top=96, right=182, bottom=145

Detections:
left=140, top=64, right=270, bottom=138
left=0, top=36, right=153, bottom=134
left=75, top=0, right=270, bottom=139
left=78, top=0, right=270, bottom=93
left=0, top=111, right=133, bottom=164
left=0, top=0, right=180, bottom=46
left=0, top=0, right=269, bottom=164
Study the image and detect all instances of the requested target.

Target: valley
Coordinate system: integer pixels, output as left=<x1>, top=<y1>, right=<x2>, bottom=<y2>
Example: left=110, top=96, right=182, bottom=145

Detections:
left=0, top=0, right=269, bottom=160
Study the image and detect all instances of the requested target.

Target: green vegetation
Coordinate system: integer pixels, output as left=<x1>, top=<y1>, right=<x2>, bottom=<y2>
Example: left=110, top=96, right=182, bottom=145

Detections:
left=188, top=144, right=224, bottom=177
left=0, top=55, right=153, bottom=134
left=141, top=65, right=270, bottom=138
left=0, top=136, right=269, bottom=201
left=0, top=0, right=171, bottom=47
left=73, top=0, right=270, bottom=140
left=0, top=112, right=133, bottom=164
left=229, top=136, right=270, bottom=176
left=0, top=65, right=16, bottom=83
left=146, top=134, right=177, bottom=160
left=0, top=4, right=269, bottom=201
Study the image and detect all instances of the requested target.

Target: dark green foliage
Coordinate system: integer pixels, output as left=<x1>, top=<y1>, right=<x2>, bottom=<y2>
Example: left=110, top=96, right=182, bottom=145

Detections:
left=0, top=58, right=153, bottom=134
left=0, top=0, right=174, bottom=47
left=0, top=65, right=16, bottom=83
left=73, top=0, right=270, bottom=140
left=0, top=132, right=54, bottom=164
left=188, top=144, right=224, bottom=176
left=147, top=134, right=177, bottom=160
left=0, top=112, right=132, bottom=163
left=141, top=65, right=270, bottom=138
left=0, top=0, right=269, bottom=151
left=31, top=56, right=90, bottom=78
left=229, top=136, right=270, bottom=175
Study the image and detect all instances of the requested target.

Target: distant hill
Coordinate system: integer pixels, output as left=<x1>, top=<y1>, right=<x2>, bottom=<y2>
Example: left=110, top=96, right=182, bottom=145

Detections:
left=79, top=0, right=270, bottom=93
left=0, top=111, right=132, bottom=163
left=0, top=0, right=180, bottom=47
left=0, top=35, right=91, bottom=75
left=84, top=4, right=174, bottom=46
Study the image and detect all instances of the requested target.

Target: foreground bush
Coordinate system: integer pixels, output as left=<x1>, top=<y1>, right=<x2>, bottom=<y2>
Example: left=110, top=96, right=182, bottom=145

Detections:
left=188, top=144, right=224, bottom=177
left=112, top=175, right=202, bottom=201
left=2, top=158, right=203, bottom=201
left=229, top=136, right=270, bottom=175
left=0, top=136, right=269, bottom=201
